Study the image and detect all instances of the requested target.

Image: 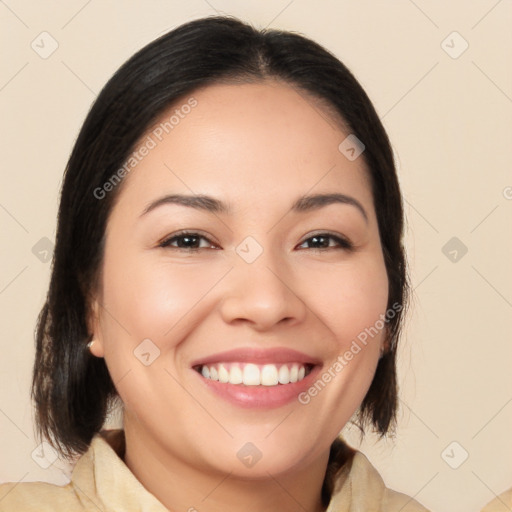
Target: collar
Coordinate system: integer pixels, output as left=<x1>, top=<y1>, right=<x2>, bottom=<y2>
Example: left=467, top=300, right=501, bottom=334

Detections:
left=69, top=429, right=411, bottom=511
left=70, top=430, right=168, bottom=511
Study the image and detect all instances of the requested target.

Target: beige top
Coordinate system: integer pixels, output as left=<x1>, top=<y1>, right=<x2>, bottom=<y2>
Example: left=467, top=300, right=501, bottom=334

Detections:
left=480, top=487, right=512, bottom=511
left=0, top=430, right=429, bottom=511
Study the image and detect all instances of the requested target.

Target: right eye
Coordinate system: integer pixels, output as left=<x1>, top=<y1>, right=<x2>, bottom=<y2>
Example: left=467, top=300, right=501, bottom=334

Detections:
left=158, top=231, right=218, bottom=252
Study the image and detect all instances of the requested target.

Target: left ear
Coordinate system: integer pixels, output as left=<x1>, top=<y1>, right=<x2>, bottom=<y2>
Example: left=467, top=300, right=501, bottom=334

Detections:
left=380, top=327, right=391, bottom=358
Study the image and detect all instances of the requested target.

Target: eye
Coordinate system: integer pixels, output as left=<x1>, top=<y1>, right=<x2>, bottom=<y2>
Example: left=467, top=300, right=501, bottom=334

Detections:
left=158, top=230, right=354, bottom=252
left=297, top=232, right=354, bottom=251
left=158, top=231, right=218, bottom=251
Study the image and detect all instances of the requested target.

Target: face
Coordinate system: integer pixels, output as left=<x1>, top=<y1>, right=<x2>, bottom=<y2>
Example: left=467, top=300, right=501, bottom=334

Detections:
left=89, top=81, right=389, bottom=477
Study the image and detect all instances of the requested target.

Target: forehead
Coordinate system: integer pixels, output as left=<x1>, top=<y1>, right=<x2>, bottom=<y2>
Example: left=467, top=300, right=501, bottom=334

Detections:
left=114, top=81, right=373, bottom=218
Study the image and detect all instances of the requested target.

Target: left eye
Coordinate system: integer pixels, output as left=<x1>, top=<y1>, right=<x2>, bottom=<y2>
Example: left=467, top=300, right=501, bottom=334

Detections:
left=297, top=233, right=353, bottom=251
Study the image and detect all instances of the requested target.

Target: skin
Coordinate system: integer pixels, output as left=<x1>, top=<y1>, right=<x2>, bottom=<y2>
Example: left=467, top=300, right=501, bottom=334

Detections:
left=88, top=80, right=389, bottom=512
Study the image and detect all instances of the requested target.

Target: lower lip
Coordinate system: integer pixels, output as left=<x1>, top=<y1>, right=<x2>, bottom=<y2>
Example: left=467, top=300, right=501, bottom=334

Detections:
left=193, top=365, right=322, bottom=409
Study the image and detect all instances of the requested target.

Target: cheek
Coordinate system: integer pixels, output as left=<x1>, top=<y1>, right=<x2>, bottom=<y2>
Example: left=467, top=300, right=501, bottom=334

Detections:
left=96, top=258, right=217, bottom=408
left=302, top=256, right=389, bottom=345
left=100, top=254, right=222, bottom=349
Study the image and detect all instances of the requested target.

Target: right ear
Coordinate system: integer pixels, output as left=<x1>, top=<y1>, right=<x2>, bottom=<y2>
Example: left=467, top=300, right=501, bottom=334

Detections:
left=86, top=294, right=105, bottom=358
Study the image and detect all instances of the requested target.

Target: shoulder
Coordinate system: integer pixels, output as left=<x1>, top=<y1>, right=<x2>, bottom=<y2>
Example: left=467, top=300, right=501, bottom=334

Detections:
left=0, top=434, right=108, bottom=512
left=327, top=442, right=431, bottom=512
left=0, top=430, right=163, bottom=512
left=351, top=450, right=430, bottom=511
left=0, top=480, right=88, bottom=512
left=480, top=486, right=512, bottom=511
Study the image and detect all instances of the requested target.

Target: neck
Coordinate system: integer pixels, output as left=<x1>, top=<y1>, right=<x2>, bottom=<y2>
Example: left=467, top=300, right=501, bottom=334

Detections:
left=122, top=424, right=331, bottom=512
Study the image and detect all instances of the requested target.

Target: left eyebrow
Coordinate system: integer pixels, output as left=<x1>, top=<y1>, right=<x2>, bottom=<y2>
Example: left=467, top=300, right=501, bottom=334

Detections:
left=140, top=192, right=368, bottom=224
left=291, top=193, right=368, bottom=224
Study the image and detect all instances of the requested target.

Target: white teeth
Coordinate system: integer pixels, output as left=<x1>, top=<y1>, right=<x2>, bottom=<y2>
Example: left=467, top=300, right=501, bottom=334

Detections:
left=261, top=364, right=278, bottom=386
left=278, top=365, right=290, bottom=384
left=243, top=363, right=260, bottom=386
left=289, top=364, right=299, bottom=383
left=218, top=364, right=229, bottom=383
left=229, top=364, right=243, bottom=384
left=198, top=362, right=310, bottom=386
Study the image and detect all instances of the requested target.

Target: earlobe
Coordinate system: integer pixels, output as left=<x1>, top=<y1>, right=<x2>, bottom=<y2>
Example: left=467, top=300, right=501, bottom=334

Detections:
left=87, top=338, right=105, bottom=358
left=380, top=329, right=391, bottom=359
left=86, top=297, right=105, bottom=358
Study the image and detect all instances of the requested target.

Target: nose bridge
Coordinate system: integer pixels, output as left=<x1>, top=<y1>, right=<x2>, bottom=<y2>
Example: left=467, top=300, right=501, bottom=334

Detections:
left=219, top=239, right=307, bottom=329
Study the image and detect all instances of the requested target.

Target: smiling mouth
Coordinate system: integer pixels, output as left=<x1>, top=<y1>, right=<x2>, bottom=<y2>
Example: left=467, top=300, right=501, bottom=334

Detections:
left=193, top=362, right=315, bottom=386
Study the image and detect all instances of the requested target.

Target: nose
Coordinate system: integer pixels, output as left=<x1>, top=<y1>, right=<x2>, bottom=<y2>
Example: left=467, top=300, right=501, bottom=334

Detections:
left=218, top=250, right=308, bottom=331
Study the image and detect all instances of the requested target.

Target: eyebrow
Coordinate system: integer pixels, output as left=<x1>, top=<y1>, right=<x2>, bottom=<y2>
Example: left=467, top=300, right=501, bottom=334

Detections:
left=140, top=192, right=368, bottom=223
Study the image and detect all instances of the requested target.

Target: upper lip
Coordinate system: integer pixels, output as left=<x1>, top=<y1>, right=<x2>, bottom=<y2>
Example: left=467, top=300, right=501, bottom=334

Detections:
left=190, top=347, right=322, bottom=368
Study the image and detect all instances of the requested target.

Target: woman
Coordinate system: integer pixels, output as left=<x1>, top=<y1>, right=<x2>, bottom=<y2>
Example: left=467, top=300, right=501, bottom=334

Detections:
left=0, top=16, right=429, bottom=511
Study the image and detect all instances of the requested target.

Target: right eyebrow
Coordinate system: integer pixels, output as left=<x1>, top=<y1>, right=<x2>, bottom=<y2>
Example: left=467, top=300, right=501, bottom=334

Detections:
left=140, top=194, right=230, bottom=217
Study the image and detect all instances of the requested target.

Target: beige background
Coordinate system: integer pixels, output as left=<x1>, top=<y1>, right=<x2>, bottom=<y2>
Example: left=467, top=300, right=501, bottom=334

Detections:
left=1, top=1, right=511, bottom=511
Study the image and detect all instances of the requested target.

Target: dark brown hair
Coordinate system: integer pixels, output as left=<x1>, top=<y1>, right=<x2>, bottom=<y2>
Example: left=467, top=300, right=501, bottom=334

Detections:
left=32, top=15, right=409, bottom=463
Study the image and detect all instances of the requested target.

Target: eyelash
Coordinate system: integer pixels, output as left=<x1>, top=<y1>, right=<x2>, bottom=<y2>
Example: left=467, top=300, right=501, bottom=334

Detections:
left=158, top=230, right=354, bottom=252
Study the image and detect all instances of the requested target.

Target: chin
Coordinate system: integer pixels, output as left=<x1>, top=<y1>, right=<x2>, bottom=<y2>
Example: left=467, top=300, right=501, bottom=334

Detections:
left=202, top=436, right=316, bottom=479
